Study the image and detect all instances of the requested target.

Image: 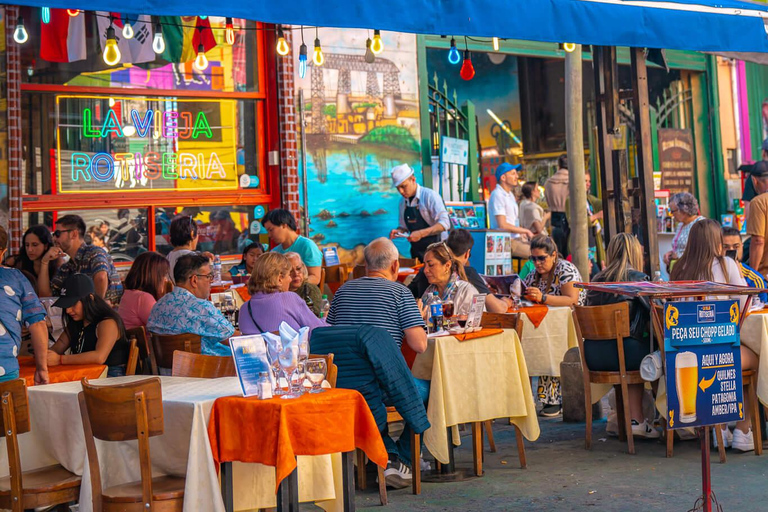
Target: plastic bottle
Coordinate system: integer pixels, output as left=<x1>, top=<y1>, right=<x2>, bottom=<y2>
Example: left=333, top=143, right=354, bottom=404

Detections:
left=213, top=255, right=222, bottom=283
left=429, top=291, right=443, bottom=333
left=320, top=294, right=330, bottom=319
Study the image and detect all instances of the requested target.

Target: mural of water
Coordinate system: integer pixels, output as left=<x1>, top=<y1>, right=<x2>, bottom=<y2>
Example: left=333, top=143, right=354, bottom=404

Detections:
left=303, top=142, right=419, bottom=255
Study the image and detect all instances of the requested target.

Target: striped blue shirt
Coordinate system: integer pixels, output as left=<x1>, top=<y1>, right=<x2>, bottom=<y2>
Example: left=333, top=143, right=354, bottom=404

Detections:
left=327, top=277, right=425, bottom=347
left=737, top=261, right=768, bottom=304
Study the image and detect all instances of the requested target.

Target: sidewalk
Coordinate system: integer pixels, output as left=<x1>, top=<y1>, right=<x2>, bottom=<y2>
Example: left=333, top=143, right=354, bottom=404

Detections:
left=357, top=417, right=768, bottom=511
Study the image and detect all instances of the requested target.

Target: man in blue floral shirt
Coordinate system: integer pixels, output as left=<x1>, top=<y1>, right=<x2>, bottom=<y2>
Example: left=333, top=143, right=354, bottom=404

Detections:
left=0, top=226, right=49, bottom=384
left=38, top=214, right=123, bottom=305
left=147, top=253, right=234, bottom=356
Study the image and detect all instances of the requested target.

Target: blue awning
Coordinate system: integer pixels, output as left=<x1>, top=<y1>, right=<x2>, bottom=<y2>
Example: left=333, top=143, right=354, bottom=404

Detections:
left=10, top=0, right=768, bottom=53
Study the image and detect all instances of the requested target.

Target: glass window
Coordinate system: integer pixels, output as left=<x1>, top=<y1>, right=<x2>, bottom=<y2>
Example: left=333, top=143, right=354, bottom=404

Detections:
left=56, top=208, right=149, bottom=262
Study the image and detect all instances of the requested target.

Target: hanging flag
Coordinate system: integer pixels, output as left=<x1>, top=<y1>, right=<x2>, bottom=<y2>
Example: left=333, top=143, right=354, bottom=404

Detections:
left=96, top=13, right=155, bottom=64
left=158, top=15, right=217, bottom=63
left=40, top=8, right=86, bottom=63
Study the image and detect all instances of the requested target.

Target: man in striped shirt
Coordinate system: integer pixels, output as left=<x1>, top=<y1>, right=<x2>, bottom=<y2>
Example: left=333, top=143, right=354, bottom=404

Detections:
left=328, top=238, right=426, bottom=353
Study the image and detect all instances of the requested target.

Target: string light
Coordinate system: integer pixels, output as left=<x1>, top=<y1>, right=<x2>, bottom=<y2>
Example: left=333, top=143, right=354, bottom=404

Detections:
left=492, top=37, right=499, bottom=51
left=225, top=17, right=235, bottom=45
left=276, top=27, right=289, bottom=56
left=122, top=19, right=135, bottom=40
left=448, top=37, right=461, bottom=65
left=460, top=50, right=475, bottom=80
left=152, top=22, right=166, bottom=54
left=103, top=25, right=122, bottom=66
left=371, top=29, right=383, bottom=54
left=563, top=42, right=577, bottom=52
left=298, top=26, right=307, bottom=78
left=194, top=43, right=209, bottom=71
left=313, top=28, right=324, bottom=66
left=199, top=15, right=208, bottom=20
left=67, top=9, right=79, bottom=16
left=365, top=37, right=375, bottom=63
left=41, top=7, right=51, bottom=24
left=13, top=17, right=28, bottom=44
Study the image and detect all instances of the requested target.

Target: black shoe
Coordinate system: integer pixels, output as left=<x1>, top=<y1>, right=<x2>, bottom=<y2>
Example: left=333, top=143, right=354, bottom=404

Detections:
left=539, top=404, right=562, bottom=417
left=383, top=458, right=412, bottom=489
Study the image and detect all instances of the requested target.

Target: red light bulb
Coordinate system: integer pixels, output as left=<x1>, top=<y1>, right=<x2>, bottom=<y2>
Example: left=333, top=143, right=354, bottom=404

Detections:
left=460, top=51, right=475, bottom=81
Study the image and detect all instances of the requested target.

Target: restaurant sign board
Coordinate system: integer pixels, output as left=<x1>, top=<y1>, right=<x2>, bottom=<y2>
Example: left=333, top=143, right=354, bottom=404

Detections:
left=659, top=128, right=694, bottom=195
left=664, top=300, right=743, bottom=429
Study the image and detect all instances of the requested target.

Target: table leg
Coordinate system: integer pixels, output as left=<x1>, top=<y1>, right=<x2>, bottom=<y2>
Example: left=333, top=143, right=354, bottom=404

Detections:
left=277, top=465, right=299, bottom=512
left=442, top=427, right=456, bottom=474
left=220, top=461, right=233, bottom=512
left=342, top=451, right=356, bottom=512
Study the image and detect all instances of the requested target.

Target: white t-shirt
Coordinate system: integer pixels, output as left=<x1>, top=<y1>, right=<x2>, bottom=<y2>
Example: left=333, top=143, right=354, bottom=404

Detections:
left=167, top=249, right=195, bottom=283
left=488, top=186, right=520, bottom=238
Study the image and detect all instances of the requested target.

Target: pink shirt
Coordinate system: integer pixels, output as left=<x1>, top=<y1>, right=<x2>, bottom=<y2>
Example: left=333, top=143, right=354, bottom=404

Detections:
left=118, top=289, right=157, bottom=330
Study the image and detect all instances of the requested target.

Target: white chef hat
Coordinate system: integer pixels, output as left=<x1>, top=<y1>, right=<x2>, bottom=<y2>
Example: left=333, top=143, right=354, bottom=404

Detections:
left=391, top=164, right=414, bottom=187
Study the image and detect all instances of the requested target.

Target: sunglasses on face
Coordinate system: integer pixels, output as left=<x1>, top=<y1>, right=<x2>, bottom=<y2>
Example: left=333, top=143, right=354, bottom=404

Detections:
left=53, top=229, right=75, bottom=238
left=529, top=255, right=550, bottom=263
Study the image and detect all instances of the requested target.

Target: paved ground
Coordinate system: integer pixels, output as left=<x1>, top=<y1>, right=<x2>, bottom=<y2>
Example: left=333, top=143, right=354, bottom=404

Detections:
left=348, top=417, right=768, bottom=511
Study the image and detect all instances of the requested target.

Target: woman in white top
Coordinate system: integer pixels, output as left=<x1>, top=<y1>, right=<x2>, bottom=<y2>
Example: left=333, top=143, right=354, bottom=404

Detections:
left=420, top=242, right=479, bottom=320
left=670, top=218, right=756, bottom=451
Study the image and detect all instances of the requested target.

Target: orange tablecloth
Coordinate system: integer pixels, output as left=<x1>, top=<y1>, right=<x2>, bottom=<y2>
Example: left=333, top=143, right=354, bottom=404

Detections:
left=208, top=388, right=387, bottom=491
left=509, top=304, right=550, bottom=328
left=454, top=327, right=504, bottom=342
left=397, top=268, right=418, bottom=282
left=18, top=356, right=107, bottom=387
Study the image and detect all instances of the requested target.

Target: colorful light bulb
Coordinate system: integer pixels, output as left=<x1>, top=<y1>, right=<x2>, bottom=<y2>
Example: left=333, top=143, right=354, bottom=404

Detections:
left=41, top=7, right=51, bottom=24
left=313, top=38, right=324, bottom=66
left=152, top=24, right=165, bottom=54
left=448, top=38, right=461, bottom=65
left=365, top=38, right=375, bottom=63
left=122, top=21, right=134, bottom=40
left=225, top=17, right=235, bottom=45
left=563, top=42, right=576, bottom=53
left=299, top=43, right=308, bottom=78
left=492, top=37, right=499, bottom=51
left=194, top=44, right=209, bottom=71
left=460, top=50, right=475, bottom=80
left=198, top=15, right=207, bottom=20
left=13, top=17, right=28, bottom=44
left=67, top=9, right=79, bottom=16
left=371, top=29, right=383, bottom=55
left=276, top=28, right=289, bottom=56
left=103, top=26, right=122, bottom=66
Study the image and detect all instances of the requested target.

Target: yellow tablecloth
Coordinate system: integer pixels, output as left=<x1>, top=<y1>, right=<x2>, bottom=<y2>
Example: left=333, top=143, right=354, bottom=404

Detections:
left=518, top=306, right=578, bottom=376
left=740, top=311, right=768, bottom=406
left=412, top=329, right=540, bottom=464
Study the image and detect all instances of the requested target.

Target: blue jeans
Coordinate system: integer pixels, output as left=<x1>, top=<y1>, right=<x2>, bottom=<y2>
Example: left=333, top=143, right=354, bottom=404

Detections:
left=107, top=365, right=127, bottom=377
left=382, top=377, right=430, bottom=467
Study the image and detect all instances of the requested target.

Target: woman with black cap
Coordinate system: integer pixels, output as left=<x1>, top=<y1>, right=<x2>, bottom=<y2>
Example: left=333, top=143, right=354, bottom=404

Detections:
left=49, top=273, right=130, bottom=377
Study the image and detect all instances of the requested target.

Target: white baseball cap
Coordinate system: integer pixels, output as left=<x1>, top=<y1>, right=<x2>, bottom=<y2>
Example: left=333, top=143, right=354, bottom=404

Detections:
left=391, top=164, right=414, bottom=187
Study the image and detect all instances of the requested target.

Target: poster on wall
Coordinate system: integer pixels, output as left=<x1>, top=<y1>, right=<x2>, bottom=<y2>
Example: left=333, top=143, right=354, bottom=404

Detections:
left=659, top=128, right=694, bottom=195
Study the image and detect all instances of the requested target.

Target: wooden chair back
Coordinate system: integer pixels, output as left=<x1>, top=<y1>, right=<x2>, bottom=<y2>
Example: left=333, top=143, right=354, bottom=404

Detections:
left=126, top=337, right=139, bottom=376
left=1, top=379, right=29, bottom=508
left=399, top=257, right=420, bottom=268
left=309, top=353, right=338, bottom=388
left=352, top=264, right=366, bottom=280
left=126, top=326, right=157, bottom=375
left=171, top=351, right=236, bottom=378
left=320, top=264, right=348, bottom=296
left=481, top=312, right=524, bottom=340
left=150, top=332, right=202, bottom=370
left=79, top=377, right=164, bottom=511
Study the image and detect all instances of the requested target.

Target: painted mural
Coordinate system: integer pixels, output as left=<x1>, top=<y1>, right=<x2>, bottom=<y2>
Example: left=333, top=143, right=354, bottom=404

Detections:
left=294, top=28, right=420, bottom=257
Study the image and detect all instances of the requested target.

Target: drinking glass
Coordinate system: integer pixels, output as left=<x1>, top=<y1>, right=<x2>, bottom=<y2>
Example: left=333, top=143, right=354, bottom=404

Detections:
left=456, top=304, right=469, bottom=330
left=305, top=358, right=328, bottom=393
left=278, top=346, right=301, bottom=399
left=224, top=296, right=236, bottom=326
left=265, top=341, right=284, bottom=395
left=442, top=299, right=455, bottom=329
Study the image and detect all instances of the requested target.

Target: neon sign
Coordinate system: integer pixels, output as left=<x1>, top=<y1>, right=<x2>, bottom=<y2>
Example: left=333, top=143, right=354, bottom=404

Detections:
left=56, top=95, right=239, bottom=194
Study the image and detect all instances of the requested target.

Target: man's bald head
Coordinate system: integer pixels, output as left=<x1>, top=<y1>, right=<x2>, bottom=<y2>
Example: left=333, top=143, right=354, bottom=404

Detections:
left=364, top=237, right=400, bottom=276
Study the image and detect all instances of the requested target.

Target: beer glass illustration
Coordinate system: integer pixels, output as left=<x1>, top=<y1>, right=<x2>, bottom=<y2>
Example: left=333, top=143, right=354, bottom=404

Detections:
left=675, top=351, right=698, bottom=424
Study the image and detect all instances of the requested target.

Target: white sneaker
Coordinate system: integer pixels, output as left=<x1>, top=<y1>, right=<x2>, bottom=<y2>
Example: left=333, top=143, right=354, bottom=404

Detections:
left=419, top=458, right=432, bottom=472
left=631, top=419, right=660, bottom=439
left=732, top=428, right=755, bottom=452
left=383, top=459, right=412, bottom=489
left=712, top=426, right=733, bottom=449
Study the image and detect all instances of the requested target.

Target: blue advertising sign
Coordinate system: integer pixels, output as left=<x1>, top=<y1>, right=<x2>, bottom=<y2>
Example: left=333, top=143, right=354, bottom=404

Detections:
left=664, top=300, right=743, bottom=429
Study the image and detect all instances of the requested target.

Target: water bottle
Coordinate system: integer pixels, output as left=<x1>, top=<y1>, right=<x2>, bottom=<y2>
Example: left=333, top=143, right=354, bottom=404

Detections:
left=320, top=294, right=330, bottom=319
left=213, top=255, right=222, bottom=283
left=429, top=291, right=443, bottom=333
left=653, top=271, right=663, bottom=282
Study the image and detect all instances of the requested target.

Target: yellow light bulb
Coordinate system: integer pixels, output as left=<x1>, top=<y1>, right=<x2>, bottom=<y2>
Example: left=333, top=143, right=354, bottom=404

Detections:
left=225, top=18, right=235, bottom=45
left=313, top=38, right=324, bottom=66
left=276, top=28, right=289, bottom=56
left=371, top=29, right=383, bottom=54
left=563, top=42, right=577, bottom=53
left=492, top=37, right=499, bottom=51
left=194, top=44, right=209, bottom=71
left=103, top=27, right=121, bottom=66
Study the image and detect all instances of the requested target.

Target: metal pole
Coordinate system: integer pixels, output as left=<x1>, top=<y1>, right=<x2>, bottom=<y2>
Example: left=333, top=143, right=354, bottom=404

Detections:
left=565, top=45, right=590, bottom=281
left=298, top=89, right=310, bottom=237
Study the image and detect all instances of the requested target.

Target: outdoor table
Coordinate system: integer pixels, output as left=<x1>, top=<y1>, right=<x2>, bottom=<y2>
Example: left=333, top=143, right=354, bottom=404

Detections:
left=0, top=376, right=349, bottom=512
left=18, top=355, right=107, bottom=386
left=411, top=328, right=540, bottom=466
left=512, top=305, right=578, bottom=377
left=397, top=267, right=418, bottom=282
left=208, top=388, right=387, bottom=512
left=738, top=309, right=768, bottom=406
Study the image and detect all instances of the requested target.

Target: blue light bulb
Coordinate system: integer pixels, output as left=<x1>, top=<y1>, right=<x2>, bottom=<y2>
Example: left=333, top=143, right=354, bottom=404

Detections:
left=448, top=38, right=461, bottom=65
left=299, top=43, right=308, bottom=79
left=42, top=7, right=51, bottom=24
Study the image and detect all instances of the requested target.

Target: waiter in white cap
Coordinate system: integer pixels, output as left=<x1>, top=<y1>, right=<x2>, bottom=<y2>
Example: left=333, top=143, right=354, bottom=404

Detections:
left=388, top=164, right=451, bottom=261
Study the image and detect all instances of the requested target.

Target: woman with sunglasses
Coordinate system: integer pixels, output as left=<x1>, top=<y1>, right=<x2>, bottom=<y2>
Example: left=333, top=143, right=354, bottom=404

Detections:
left=4, top=225, right=59, bottom=294
left=523, top=235, right=584, bottom=417
left=420, top=242, right=479, bottom=321
left=117, top=252, right=171, bottom=330
left=49, top=273, right=130, bottom=377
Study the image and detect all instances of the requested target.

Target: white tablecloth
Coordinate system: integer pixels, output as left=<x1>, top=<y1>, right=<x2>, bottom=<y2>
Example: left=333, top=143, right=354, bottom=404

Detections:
left=1, top=376, right=342, bottom=512
left=740, top=312, right=768, bottom=406
left=518, top=306, right=578, bottom=376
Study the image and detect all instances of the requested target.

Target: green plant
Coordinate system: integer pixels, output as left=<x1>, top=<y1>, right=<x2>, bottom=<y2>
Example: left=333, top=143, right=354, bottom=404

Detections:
left=361, top=126, right=420, bottom=152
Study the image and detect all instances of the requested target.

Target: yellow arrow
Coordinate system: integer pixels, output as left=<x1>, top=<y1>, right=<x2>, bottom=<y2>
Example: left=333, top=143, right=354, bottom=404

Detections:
left=699, top=374, right=716, bottom=392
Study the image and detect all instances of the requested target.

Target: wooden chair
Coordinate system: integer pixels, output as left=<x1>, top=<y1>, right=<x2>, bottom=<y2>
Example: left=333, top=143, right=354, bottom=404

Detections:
left=573, top=302, right=642, bottom=454
left=398, top=257, right=419, bottom=268
left=149, top=333, right=202, bottom=371
left=0, top=379, right=81, bottom=512
left=352, top=264, right=366, bottom=280
left=320, top=264, right=349, bottom=297
left=308, top=353, right=338, bottom=388
left=126, top=326, right=157, bottom=375
left=171, top=351, right=236, bottom=378
left=79, top=377, right=185, bottom=511
left=126, top=337, right=140, bottom=376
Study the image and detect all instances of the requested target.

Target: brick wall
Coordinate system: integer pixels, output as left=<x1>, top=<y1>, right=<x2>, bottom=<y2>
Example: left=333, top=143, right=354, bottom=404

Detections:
left=5, top=5, right=22, bottom=252
left=276, top=29, right=300, bottom=221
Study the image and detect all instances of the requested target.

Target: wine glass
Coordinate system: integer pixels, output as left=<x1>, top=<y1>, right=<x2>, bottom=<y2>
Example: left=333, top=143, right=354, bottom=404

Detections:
left=456, top=303, right=469, bottom=330
left=278, top=345, right=300, bottom=399
left=442, top=299, right=455, bottom=329
left=305, top=358, right=328, bottom=393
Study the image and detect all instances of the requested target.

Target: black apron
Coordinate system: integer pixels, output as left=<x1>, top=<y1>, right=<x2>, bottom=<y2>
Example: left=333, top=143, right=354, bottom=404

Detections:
left=404, top=199, right=440, bottom=261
